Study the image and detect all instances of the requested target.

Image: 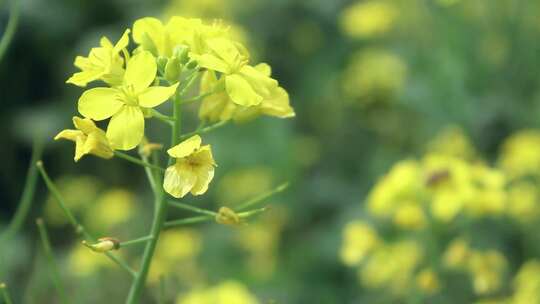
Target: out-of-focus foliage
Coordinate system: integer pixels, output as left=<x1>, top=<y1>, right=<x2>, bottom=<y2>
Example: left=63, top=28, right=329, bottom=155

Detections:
left=2, top=0, right=540, bottom=303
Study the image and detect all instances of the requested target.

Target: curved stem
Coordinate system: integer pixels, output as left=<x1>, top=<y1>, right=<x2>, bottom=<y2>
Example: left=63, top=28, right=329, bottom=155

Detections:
left=168, top=200, right=217, bottom=217
left=36, top=218, right=69, bottom=304
left=120, top=235, right=153, bottom=248
left=114, top=151, right=165, bottom=172
left=2, top=140, right=43, bottom=241
left=126, top=92, right=182, bottom=303
left=179, top=121, right=228, bottom=141
left=0, top=0, right=20, bottom=63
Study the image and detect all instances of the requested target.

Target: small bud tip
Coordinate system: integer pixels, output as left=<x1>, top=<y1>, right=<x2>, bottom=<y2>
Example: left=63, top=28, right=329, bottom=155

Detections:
left=36, top=160, right=43, bottom=168
left=0, top=283, right=6, bottom=288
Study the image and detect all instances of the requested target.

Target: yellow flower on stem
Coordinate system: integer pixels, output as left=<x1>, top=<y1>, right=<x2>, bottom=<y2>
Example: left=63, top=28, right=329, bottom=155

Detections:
left=163, top=135, right=217, bottom=198
left=199, top=63, right=295, bottom=122
left=78, top=51, right=179, bottom=150
left=191, top=37, right=277, bottom=107
left=67, top=29, right=130, bottom=87
left=54, top=116, right=114, bottom=162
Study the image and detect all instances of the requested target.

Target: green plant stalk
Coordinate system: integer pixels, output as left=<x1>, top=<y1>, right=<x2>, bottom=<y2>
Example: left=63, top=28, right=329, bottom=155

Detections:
left=36, top=219, right=69, bottom=304
left=179, top=120, right=228, bottom=141
left=2, top=140, right=43, bottom=241
left=164, top=215, right=212, bottom=228
left=126, top=87, right=185, bottom=304
left=120, top=235, right=154, bottom=247
left=0, top=0, right=20, bottom=63
left=168, top=200, right=217, bottom=216
left=36, top=162, right=136, bottom=277
left=114, top=151, right=165, bottom=172
left=0, top=283, right=13, bottom=304
left=236, top=182, right=290, bottom=210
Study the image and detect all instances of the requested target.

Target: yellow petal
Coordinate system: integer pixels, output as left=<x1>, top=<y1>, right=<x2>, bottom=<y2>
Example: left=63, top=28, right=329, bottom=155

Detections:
left=113, top=29, right=131, bottom=54
left=167, top=135, right=202, bottom=158
left=225, top=74, right=262, bottom=106
left=54, top=129, right=82, bottom=142
left=260, top=87, right=295, bottom=118
left=191, top=145, right=216, bottom=166
left=74, top=136, right=86, bottom=162
left=132, top=17, right=165, bottom=56
left=191, top=164, right=215, bottom=195
left=163, top=162, right=197, bottom=198
left=72, top=117, right=97, bottom=134
left=83, top=132, right=114, bottom=159
left=66, top=70, right=104, bottom=87
left=138, top=83, right=179, bottom=108
left=239, top=65, right=278, bottom=97
left=124, top=51, right=157, bottom=92
left=106, top=105, right=144, bottom=150
left=254, top=63, right=272, bottom=77
left=191, top=53, right=230, bottom=74
left=78, top=88, right=124, bottom=120
left=100, top=37, right=114, bottom=49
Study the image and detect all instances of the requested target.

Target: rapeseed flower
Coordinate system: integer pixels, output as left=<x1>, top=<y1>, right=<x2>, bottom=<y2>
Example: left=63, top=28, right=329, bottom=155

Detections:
left=163, top=135, right=216, bottom=198
left=55, top=116, right=114, bottom=162
left=67, top=30, right=130, bottom=87
left=78, top=51, right=178, bottom=150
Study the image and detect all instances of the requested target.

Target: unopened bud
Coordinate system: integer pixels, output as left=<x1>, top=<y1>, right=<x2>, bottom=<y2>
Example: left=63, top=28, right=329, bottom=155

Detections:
left=215, top=207, right=241, bottom=226
left=157, top=56, right=168, bottom=74
left=186, top=60, right=198, bottom=70
left=138, top=138, right=163, bottom=157
left=173, top=45, right=189, bottom=64
left=165, top=57, right=181, bottom=83
left=83, top=237, right=120, bottom=253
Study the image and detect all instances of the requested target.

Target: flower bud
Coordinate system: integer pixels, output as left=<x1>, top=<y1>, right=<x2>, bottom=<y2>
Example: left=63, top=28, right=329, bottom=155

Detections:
left=83, top=237, right=120, bottom=252
left=173, top=45, right=189, bottom=64
left=186, top=60, right=198, bottom=70
left=165, top=57, right=181, bottom=83
left=157, top=56, right=168, bottom=74
left=138, top=137, right=163, bottom=158
left=215, top=207, right=241, bottom=226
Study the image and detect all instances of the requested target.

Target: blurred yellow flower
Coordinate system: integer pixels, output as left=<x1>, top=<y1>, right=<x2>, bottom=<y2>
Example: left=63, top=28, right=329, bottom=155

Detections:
left=177, top=281, right=259, bottom=304
left=67, top=29, right=130, bottom=87
left=78, top=51, right=178, bottom=150
left=468, top=250, right=507, bottom=295
left=340, top=221, right=380, bottom=266
left=68, top=245, right=115, bottom=276
left=55, top=116, right=114, bottom=162
left=416, top=268, right=440, bottom=295
left=163, top=135, right=216, bottom=198
left=340, top=1, right=398, bottom=39
left=426, top=125, right=476, bottom=160
left=343, top=49, right=407, bottom=103
left=511, top=260, right=540, bottom=304
left=507, top=181, right=539, bottom=222
left=84, top=188, right=135, bottom=229
left=393, top=203, right=426, bottom=230
left=217, top=167, right=273, bottom=204
left=498, top=130, right=540, bottom=179
left=443, top=238, right=470, bottom=269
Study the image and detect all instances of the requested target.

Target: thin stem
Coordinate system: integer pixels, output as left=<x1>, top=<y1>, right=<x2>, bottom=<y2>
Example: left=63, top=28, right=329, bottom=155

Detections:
left=120, top=236, right=154, bottom=248
left=2, top=140, right=43, bottom=241
left=36, top=219, right=69, bottom=304
left=126, top=88, right=183, bottom=304
left=168, top=200, right=217, bottom=217
left=150, top=109, right=175, bottom=124
left=238, top=207, right=268, bottom=218
left=178, top=70, right=200, bottom=96
left=179, top=121, right=228, bottom=141
left=114, top=151, right=165, bottom=172
left=158, top=276, right=166, bottom=304
left=0, top=283, right=13, bottom=304
left=140, top=154, right=158, bottom=194
left=236, top=182, right=290, bottom=210
left=180, top=87, right=223, bottom=105
left=36, top=161, right=137, bottom=277
left=0, top=0, right=20, bottom=63
left=164, top=215, right=212, bottom=228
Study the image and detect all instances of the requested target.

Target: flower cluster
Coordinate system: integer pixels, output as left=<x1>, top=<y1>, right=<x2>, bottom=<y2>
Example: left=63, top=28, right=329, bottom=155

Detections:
left=57, top=16, right=294, bottom=198
left=340, top=126, right=540, bottom=300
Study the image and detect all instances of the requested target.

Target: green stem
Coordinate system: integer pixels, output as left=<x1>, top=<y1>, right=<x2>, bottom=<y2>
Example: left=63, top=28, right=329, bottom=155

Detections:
left=238, top=207, right=268, bottom=218
left=178, top=71, right=200, bottom=96
left=2, top=140, right=43, bottom=241
left=150, top=109, right=175, bottom=124
left=168, top=200, right=217, bottom=217
left=0, top=0, right=20, bottom=63
left=126, top=91, right=183, bottom=304
left=36, top=219, right=69, bottom=304
left=36, top=161, right=137, bottom=277
left=0, top=283, right=13, bottom=304
left=114, top=151, right=165, bottom=172
left=179, top=121, right=228, bottom=141
left=180, top=88, right=223, bottom=105
left=120, top=236, right=154, bottom=248
left=164, top=215, right=212, bottom=228
left=236, top=182, right=290, bottom=210
left=140, top=154, right=158, bottom=195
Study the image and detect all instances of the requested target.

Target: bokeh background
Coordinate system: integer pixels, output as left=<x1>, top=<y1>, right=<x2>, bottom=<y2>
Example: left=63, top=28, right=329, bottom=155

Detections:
left=3, top=0, right=540, bottom=303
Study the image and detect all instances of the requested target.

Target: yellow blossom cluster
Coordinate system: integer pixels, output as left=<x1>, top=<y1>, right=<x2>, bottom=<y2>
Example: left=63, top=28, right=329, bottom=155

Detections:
left=56, top=16, right=294, bottom=199
left=341, top=126, right=540, bottom=299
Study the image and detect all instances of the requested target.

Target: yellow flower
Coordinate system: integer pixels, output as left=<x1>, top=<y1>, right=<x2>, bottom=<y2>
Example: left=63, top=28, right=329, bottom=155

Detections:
left=199, top=64, right=294, bottom=122
left=468, top=250, right=507, bottom=295
left=443, top=238, right=470, bottom=269
left=416, top=268, right=440, bottom=294
left=54, top=116, right=114, bottom=162
left=340, top=1, right=398, bottom=39
left=498, top=130, right=540, bottom=179
left=340, top=221, right=379, bottom=266
left=191, top=37, right=277, bottom=107
left=67, top=30, right=130, bottom=87
left=177, top=281, right=259, bottom=304
left=78, top=51, right=178, bottom=150
left=215, top=207, right=241, bottom=225
left=163, top=135, right=216, bottom=198
left=393, top=203, right=426, bottom=230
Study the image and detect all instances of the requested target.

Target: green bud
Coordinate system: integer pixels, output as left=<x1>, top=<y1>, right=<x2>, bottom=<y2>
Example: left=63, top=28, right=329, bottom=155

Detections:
left=157, top=56, right=168, bottom=74
left=186, top=60, right=198, bottom=70
left=165, top=57, right=181, bottom=83
left=173, top=45, right=189, bottom=64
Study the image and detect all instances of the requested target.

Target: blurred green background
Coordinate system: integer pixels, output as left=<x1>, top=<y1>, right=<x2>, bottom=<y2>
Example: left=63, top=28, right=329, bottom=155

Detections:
left=3, top=0, right=540, bottom=303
